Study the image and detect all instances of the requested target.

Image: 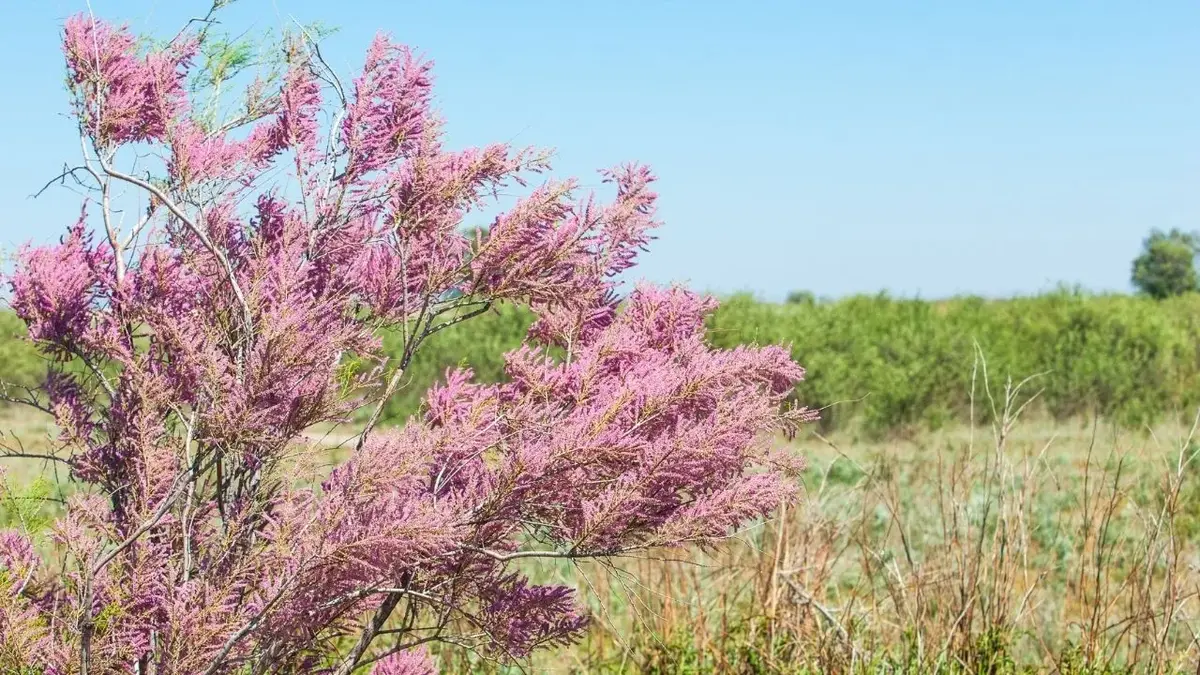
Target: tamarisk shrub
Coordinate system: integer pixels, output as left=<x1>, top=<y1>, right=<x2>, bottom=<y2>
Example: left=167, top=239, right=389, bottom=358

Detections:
left=0, top=6, right=813, bottom=673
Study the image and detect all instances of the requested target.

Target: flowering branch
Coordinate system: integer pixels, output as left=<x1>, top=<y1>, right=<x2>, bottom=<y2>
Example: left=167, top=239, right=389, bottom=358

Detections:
left=0, top=6, right=814, bottom=673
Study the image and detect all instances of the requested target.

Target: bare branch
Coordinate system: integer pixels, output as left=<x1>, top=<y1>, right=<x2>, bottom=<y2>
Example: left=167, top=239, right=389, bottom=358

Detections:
left=0, top=451, right=72, bottom=465
left=354, top=366, right=404, bottom=452
left=462, top=543, right=650, bottom=563
left=91, top=459, right=202, bottom=574
left=95, top=157, right=256, bottom=369
left=31, top=164, right=97, bottom=199
left=332, top=595, right=401, bottom=675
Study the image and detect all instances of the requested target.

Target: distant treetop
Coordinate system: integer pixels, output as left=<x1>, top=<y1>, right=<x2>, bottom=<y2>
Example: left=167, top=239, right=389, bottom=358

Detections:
left=1131, top=228, right=1200, bottom=299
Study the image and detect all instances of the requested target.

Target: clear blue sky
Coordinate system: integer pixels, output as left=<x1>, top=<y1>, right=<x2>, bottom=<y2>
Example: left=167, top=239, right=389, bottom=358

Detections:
left=1, top=1, right=1196, bottom=300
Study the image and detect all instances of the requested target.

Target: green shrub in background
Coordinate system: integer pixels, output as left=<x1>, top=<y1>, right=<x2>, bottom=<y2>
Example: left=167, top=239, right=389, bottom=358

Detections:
left=707, top=288, right=1200, bottom=435
left=6, top=289, right=1200, bottom=436
left=0, top=311, right=44, bottom=391
left=368, top=304, right=536, bottom=426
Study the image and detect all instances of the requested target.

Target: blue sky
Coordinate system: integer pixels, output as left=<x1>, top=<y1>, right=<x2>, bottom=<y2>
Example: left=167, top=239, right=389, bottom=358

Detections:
left=1, top=1, right=1196, bottom=300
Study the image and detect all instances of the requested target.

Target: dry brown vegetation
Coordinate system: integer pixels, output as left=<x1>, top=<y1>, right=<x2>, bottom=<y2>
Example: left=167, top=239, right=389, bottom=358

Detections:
left=439, top=362, right=1200, bottom=673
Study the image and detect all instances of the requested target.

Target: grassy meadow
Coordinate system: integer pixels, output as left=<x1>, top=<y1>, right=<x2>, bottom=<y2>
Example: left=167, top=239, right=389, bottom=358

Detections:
left=6, top=291, right=1200, bottom=672
left=432, top=366, right=1200, bottom=673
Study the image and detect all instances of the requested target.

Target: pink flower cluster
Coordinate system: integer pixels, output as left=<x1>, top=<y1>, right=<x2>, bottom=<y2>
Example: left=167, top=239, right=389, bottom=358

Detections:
left=0, top=9, right=812, bottom=673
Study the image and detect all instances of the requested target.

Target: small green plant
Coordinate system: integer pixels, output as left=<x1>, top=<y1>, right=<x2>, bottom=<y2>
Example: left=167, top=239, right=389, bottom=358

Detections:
left=0, top=472, right=54, bottom=534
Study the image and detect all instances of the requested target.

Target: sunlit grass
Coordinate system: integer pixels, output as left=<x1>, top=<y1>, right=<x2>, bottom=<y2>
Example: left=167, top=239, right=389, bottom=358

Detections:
left=6, top=405, right=1200, bottom=673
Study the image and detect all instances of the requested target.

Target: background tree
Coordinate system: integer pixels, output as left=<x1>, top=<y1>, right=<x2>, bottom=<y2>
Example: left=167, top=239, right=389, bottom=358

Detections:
left=0, top=5, right=812, bottom=673
left=1131, top=228, right=1200, bottom=299
left=785, top=289, right=816, bottom=306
